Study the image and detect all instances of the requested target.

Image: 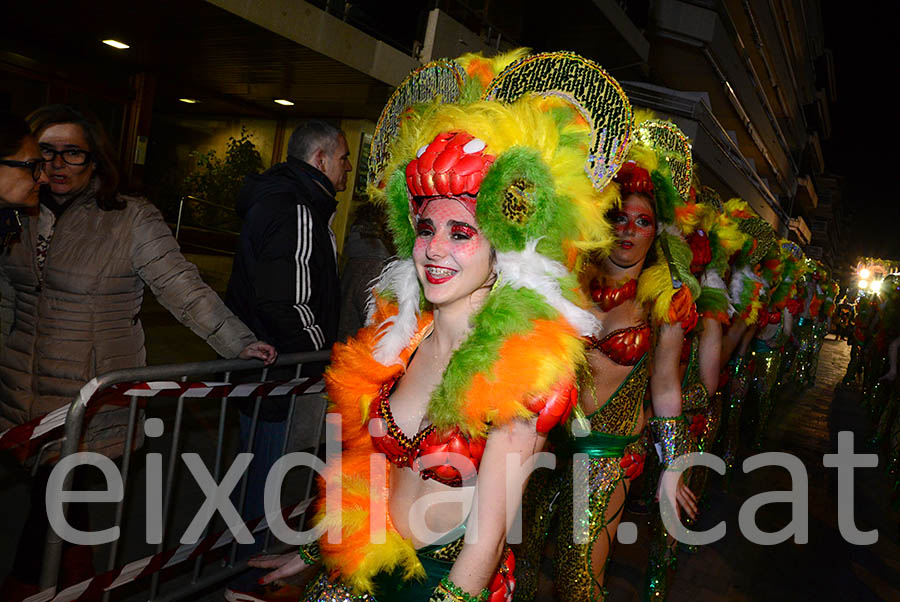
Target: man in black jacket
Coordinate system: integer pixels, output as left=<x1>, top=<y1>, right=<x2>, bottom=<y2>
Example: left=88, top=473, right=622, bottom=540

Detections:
left=224, top=119, right=350, bottom=600
left=226, top=119, right=349, bottom=351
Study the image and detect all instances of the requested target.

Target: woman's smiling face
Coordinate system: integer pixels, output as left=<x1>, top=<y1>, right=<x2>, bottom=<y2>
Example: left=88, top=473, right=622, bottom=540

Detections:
left=412, top=197, right=493, bottom=308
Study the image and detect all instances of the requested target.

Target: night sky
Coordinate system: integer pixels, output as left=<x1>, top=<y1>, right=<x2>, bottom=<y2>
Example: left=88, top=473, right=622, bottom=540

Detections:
left=823, top=3, right=900, bottom=261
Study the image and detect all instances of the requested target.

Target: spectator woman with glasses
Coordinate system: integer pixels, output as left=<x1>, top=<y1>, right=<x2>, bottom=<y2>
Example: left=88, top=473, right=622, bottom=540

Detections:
left=0, top=105, right=276, bottom=598
left=0, top=112, right=47, bottom=244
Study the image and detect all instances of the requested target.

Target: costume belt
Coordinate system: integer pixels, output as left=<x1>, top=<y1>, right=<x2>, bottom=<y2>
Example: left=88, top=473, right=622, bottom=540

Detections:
left=558, top=431, right=640, bottom=458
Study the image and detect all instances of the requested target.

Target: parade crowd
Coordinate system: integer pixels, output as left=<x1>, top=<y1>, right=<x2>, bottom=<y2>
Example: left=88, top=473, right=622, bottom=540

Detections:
left=0, top=47, right=848, bottom=602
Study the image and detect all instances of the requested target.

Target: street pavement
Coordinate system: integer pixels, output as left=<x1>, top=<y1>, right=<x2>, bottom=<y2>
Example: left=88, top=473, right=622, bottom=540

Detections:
left=605, top=337, right=900, bottom=602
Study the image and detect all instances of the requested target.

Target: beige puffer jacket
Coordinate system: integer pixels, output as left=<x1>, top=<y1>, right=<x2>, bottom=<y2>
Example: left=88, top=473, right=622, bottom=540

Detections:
left=0, top=181, right=257, bottom=457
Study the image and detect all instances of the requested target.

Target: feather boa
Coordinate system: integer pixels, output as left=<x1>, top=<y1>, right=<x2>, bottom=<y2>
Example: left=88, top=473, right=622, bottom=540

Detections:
left=496, top=239, right=600, bottom=337
left=729, top=265, right=766, bottom=324
left=697, top=268, right=733, bottom=322
left=368, top=258, right=421, bottom=366
left=315, top=299, right=582, bottom=594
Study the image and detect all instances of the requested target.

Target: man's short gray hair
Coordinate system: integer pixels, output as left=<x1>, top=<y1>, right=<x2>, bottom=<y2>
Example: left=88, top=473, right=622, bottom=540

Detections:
left=287, top=119, right=343, bottom=163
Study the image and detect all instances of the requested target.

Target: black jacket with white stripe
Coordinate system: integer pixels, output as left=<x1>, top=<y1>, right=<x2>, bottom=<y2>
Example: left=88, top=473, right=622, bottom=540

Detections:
left=226, top=156, right=340, bottom=374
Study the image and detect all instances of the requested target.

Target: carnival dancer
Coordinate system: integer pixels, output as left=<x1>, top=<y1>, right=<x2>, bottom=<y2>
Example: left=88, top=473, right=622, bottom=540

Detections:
left=674, top=184, right=744, bottom=509
left=793, top=262, right=826, bottom=390
left=248, top=50, right=635, bottom=602
left=514, top=115, right=701, bottom=602
left=715, top=200, right=777, bottom=473
left=861, top=294, right=890, bottom=430
left=745, top=242, right=803, bottom=449
left=808, top=272, right=839, bottom=385
left=843, top=292, right=876, bottom=387
left=626, top=118, right=704, bottom=602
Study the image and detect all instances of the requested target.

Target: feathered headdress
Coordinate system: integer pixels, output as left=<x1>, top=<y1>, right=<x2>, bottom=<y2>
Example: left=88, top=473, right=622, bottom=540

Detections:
left=618, top=113, right=699, bottom=329
left=367, top=51, right=634, bottom=368
left=678, top=184, right=746, bottom=323
left=722, top=198, right=778, bottom=325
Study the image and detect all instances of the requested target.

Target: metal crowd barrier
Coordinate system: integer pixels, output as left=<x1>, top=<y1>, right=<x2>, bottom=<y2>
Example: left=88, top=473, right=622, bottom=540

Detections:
left=33, top=350, right=331, bottom=602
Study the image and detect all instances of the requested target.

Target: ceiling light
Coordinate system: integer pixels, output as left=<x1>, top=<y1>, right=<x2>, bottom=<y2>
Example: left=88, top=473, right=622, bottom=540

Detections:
left=102, top=39, right=130, bottom=50
left=274, top=99, right=294, bottom=106
left=858, top=280, right=868, bottom=290
left=859, top=268, right=871, bottom=279
left=179, top=98, right=199, bottom=104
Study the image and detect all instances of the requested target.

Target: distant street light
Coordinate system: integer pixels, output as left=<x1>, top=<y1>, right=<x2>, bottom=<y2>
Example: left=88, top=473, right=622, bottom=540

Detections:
left=102, top=39, right=130, bottom=49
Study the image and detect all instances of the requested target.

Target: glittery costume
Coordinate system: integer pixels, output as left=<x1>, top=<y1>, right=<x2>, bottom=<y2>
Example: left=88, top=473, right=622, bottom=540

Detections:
left=516, top=346, right=650, bottom=602
left=516, top=287, right=649, bottom=602
left=791, top=315, right=815, bottom=388
left=679, top=336, right=717, bottom=499
left=299, top=50, right=633, bottom=602
left=748, top=322, right=785, bottom=449
left=719, top=353, right=754, bottom=473
left=714, top=199, right=777, bottom=478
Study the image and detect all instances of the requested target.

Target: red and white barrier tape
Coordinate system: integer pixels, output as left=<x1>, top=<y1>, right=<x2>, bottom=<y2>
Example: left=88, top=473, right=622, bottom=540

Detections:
left=23, top=497, right=313, bottom=602
left=0, top=377, right=324, bottom=458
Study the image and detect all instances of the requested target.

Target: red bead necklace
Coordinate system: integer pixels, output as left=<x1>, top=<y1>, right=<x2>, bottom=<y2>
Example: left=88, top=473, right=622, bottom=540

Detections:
left=590, top=277, right=638, bottom=312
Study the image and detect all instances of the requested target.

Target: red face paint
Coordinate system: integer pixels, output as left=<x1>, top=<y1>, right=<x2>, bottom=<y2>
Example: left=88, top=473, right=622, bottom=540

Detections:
left=607, top=193, right=656, bottom=268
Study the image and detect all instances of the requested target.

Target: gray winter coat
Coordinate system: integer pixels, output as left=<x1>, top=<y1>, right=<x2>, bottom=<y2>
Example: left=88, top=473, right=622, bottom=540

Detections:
left=0, top=181, right=257, bottom=458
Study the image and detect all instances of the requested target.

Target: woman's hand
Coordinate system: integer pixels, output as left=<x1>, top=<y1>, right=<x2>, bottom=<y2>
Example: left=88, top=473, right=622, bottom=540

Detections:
left=240, top=341, right=277, bottom=365
left=657, top=471, right=698, bottom=522
left=248, top=552, right=309, bottom=585
left=675, top=479, right=698, bottom=520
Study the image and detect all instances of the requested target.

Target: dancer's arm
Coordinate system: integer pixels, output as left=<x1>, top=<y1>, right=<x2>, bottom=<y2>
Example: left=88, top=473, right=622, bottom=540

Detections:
left=444, top=417, right=546, bottom=597
left=698, top=317, right=723, bottom=396
left=782, top=308, right=794, bottom=340
left=650, top=323, right=698, bottom=520
left=721, top=319, right=749, bottom=370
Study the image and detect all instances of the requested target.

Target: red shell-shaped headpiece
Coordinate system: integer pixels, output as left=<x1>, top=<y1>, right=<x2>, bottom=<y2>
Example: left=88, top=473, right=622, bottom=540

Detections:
left=613, top=160, right=654, bottom=196
left=405, top=131, right=495, bottom=214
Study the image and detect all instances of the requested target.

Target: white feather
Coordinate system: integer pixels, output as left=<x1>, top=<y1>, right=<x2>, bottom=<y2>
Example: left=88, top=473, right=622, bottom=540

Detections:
left=496, top=239, right=601, bottom=337
left=661, top=224, right=683, bottom=239
left=702, top=268, right=735, bottom=316
left=701, top=268, right=726, bottom=291
left=366, top=258, right=422, bottom=366
left=728, top=265, right=764, bottom=306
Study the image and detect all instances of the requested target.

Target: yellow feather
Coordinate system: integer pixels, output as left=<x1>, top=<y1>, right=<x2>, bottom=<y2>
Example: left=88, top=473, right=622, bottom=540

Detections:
left=371, top=97, right=616, bottom=252
left=455, top=48, right=530, bottom=80
left=637, top=258, right=677, bottom=323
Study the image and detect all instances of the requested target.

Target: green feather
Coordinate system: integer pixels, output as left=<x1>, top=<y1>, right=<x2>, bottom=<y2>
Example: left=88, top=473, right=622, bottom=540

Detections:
left=650, top=169, right=679, bottom=225
left=428, top=284, right=556, bottom=433
left=475, top=147, right=569, bottom=260
left=385, top=168, right=416, bottom=257
left=658, top=231, right=701, bottom=301
left=696, top=286, right=730, bottom=317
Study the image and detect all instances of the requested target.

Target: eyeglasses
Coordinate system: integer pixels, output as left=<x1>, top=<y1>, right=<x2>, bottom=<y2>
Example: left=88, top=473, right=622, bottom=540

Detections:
left=39, top=145, right=92, bottom=166
left=0, top=159, right=45, bottom=181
